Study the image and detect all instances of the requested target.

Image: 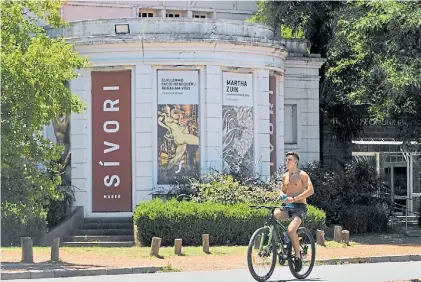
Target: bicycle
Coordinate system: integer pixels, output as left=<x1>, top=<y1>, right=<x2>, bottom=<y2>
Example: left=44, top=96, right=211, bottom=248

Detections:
left=247, top=204, right=316, bottom=282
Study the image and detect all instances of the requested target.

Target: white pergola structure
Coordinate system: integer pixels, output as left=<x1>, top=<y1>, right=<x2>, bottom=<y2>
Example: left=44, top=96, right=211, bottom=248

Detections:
left=351, top=138, right=421, bottom=214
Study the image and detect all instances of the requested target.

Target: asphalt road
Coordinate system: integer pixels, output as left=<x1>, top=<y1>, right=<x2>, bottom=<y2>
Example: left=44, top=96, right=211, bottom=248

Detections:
left=10, top=261, right=421, bottom=282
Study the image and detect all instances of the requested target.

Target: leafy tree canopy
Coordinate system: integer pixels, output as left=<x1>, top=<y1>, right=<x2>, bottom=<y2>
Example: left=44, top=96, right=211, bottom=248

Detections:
left=328, top=0, right=421, bottom=148
left=1, top=0, right=88, bottom=244
left=252, top=0, right=421, bottom=149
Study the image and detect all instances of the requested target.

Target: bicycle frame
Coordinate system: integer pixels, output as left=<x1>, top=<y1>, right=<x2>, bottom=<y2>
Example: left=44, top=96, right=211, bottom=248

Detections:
left=258, top=208, right=290, bottom=257
left=249, top=204, right=316, bottom=282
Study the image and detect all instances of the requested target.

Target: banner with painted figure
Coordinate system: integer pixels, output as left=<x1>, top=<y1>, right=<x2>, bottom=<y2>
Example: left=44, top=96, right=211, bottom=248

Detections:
left=222, top=72, right=254, bottom=176
left=157, top=70, right=200, bottom=184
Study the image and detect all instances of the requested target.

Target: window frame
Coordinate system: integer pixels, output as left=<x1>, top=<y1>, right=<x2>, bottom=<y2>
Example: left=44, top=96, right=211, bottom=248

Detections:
left=284, top=100, right=302, bottom=150
left=139, top=9, right=155, bottom=18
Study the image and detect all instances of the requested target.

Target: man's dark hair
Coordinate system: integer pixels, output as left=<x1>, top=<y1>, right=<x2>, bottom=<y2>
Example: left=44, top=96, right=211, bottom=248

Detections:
left=285, top=151, right=300, bottom=162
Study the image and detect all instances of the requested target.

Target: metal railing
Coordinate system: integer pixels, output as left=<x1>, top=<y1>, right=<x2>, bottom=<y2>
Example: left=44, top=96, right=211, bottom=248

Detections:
left=387, top=195, right=421, bottom=233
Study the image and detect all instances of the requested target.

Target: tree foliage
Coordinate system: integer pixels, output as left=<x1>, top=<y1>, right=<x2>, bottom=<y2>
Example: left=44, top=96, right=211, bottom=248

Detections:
left=328, top=0, right=421, bottom=149
left=1, top=0, right=88, bottom=245
left=253, top=1, right=421, bottom=149
left=252, top=1, right=364, bottom=143
left=251, top=1, right=343, bottom=55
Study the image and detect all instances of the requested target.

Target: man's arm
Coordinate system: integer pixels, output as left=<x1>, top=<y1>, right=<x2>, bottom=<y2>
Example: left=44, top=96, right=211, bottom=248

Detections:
left=280, top=174, right=287, bottom=198
left=293, top=171, right=314, bottom=202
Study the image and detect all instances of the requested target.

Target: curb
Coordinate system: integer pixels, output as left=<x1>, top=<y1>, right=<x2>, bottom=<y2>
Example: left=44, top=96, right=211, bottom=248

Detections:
left=2, top=255, right=421, bottom=280
left=1, top=266, right=163, bottom=280
left=316, top=254, right=421, bottom=265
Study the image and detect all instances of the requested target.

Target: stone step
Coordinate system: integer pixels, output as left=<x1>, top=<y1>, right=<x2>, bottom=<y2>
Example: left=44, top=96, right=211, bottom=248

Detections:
left=406, top=231, right=421, bottom=237
left=62, top=241, right=135, bottom=247
left=80, top=222, right=133, bottom=230
left=73, top=229, right=133, bottom=236
left=391, top=220, right=419, bottom=225
left=393, top=215, right=418, bottom=220
left=65, top=235, right=134, bottom=242
left=83, top=217, right=132, bottom=223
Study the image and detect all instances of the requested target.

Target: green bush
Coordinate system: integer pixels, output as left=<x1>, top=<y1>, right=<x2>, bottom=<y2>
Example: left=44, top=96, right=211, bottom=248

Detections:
left=133, top=198, right=326, bottom=246
left=305, top=204, right=328, bottom=234
left=46, top=185, right=74, bottom=230
left=303, top=160, right=392, bottom=231
left=339, top=204, right=389, bottom=234
left=1, top=202, right=47, bottom=246
left=1, top=164, right=53, bottom=246
left=192, top=174, right=280, bottom=205
left=160, top=166, right=284, bottom=201
left=301, top=162, right=341, bottom=224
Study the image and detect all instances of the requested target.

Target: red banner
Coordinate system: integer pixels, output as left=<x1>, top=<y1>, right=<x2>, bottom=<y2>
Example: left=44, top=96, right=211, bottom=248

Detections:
left=91, top=70, right=132, bottom=212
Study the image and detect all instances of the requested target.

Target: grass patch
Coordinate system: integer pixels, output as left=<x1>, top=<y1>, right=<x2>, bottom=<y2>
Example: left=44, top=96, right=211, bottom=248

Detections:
left=1, top=246, right=248, bottom=259
left=323, top=240, right=358, bottom=248
left=159, top=264, right=182, bottom=272
left=1, top=241, right=356, bottom=261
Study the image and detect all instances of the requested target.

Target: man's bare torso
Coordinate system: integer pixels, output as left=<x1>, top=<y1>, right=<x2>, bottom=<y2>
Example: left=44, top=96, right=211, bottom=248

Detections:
left=283, top=170, right=307, bottom=204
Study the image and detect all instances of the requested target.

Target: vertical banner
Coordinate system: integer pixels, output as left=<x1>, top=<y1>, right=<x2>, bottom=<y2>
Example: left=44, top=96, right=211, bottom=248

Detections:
left=222, top=72, right=254, bottom=175
left=157, top=70, right=200, bottom=184
left=269, top=76, right=277, bottom=175
left=92, top=70, right=132, bottom=212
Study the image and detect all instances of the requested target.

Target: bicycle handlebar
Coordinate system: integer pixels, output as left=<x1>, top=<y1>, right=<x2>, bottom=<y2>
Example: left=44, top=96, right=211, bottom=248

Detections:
left=249, top=204, right=291, bottom=210
left=176, top=194, right=193, bottom=201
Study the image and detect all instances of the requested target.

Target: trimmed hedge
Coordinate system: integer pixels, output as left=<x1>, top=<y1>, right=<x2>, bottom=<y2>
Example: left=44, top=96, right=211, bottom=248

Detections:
left=133, top=198, right=326, bottom=246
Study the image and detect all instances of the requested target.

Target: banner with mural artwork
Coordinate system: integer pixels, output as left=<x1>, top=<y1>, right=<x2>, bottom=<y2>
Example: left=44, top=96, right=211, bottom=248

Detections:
left=222, top=72, right=254, bottom=176
left=157, top=70, right=200, bottom=184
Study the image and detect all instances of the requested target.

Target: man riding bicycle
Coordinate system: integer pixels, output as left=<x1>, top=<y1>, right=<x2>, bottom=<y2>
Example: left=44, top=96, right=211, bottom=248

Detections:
left=274, top=151, right=314, bottom=262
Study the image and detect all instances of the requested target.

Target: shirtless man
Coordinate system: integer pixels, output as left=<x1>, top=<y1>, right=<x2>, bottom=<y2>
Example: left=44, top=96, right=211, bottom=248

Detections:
left=274, top=151, right=314, bottom=260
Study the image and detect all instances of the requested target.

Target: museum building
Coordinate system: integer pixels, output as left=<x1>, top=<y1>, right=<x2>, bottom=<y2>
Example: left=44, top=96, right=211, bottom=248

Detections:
left=44, top=1, right=325, bottom=217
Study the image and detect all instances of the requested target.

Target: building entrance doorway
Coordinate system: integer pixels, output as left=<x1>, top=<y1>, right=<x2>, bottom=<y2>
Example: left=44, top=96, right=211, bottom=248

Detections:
left=351, top=139, right=420, bottom=215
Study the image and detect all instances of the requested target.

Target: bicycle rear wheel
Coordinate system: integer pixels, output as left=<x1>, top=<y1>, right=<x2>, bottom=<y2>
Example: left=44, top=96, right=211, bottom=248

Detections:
left=288, top=227, right=316, bottom=279
left=247, top=227, right=277, bottom=282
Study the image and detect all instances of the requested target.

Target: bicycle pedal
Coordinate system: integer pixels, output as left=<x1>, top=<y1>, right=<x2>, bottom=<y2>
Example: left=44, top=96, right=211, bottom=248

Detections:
left=278, top=255, right=286, bottom=265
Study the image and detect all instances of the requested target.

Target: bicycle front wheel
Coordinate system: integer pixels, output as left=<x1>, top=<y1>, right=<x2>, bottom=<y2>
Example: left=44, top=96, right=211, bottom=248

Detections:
left=247, top=227, right=277, bottom=282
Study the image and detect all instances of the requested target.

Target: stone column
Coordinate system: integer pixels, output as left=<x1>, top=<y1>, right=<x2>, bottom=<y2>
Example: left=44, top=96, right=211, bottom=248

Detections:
left=134, top=64, right=153, bottom=204
left=205, top=66, right=223, bottom=172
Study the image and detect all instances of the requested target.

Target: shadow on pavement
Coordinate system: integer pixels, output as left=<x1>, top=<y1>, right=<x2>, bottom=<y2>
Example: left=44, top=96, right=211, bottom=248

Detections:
left=269, top=278, right=323, bottom=282
left=350, top=231, right=421, bottom=246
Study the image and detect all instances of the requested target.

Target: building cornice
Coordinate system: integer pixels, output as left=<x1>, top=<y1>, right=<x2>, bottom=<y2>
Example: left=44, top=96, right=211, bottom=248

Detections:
left=285, top=56, right=326, bottom=69
left=46, top=18, right=308, bottom=56
left=47, top=18, right=274, bottom=39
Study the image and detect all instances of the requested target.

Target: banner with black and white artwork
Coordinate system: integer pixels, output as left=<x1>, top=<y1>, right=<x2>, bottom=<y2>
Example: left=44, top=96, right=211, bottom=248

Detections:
left=157, top=70, right=200, bottom=184
left=222, top=72, right=254, bottom=176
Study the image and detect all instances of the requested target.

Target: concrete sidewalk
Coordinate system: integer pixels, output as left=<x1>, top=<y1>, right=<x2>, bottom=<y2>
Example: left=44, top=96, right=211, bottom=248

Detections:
left=2, top=254, right=421, bottom=280
left=1, top=265, right=162, bottom=280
